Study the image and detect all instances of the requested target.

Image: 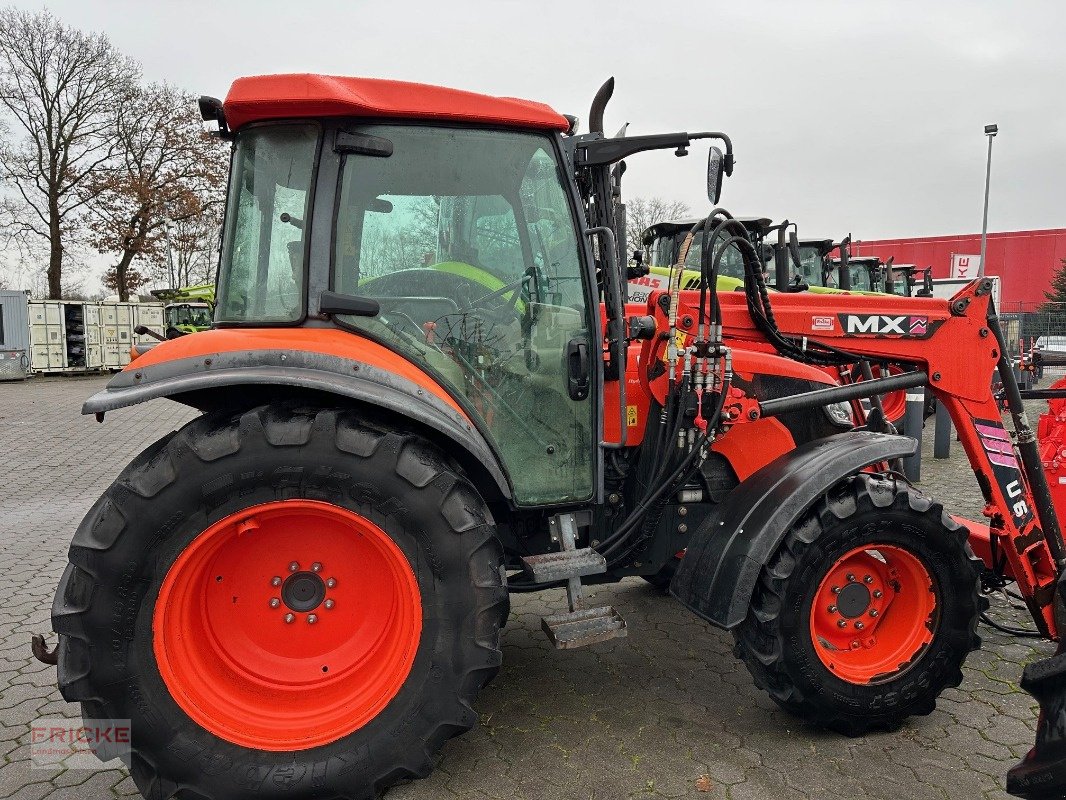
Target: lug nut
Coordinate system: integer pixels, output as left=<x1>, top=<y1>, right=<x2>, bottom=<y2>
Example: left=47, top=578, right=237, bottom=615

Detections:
left=855, top=621, right=865, bottom=630
left=863, top=575, right=874, bottom=584
left=873, top=590, right=883, bottom=599
left=837, top=619, right=848, bottom=628
left=284, top=613, right=295, bottom=624
left=324, top=599, right=335, bottom=610
left=307, top=614, right=318, bottom=624
left=326, top=578, right=337, bottom=588
left=271, top=576, right=282, bottom=587
left=311, top=562, right=322, bottom=573
left=869, top=609, right=879, bottom=617
left=846, top=573, right=856, bottom=582
left=289, top=561, right=300, bottom=572
left=269, top=598, right=280, bottom=608
left=828, top=605, right=838, bottom=613
left=831, top=586, right=841, bottom=594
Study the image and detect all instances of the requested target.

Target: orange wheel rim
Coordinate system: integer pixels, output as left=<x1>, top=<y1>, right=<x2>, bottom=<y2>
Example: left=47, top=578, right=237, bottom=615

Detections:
left=153, top=500, right=422, bottom=751
left=879, top=389, right=907, bottom=422
left=809, top=544, right=938, bottom=684
left=860, top=364, right=906, bottom=422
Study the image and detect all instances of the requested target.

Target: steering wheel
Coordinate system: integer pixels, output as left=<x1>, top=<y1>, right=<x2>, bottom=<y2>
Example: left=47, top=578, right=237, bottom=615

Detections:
left=361, top=265, right=527, bottom=324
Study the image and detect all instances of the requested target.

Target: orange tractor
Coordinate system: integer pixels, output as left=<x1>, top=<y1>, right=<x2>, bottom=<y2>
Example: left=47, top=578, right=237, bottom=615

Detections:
left=38, top=74, right=1066, bottom=799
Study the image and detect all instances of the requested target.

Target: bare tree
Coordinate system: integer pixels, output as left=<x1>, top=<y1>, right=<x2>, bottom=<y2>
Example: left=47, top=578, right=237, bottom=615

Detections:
left=167, top=202, right=224, bottom=289
left=625, top=197, right=691, bottom=262
left=0, top=8, right=140, bottom=298
left=85, top=83, right=228, bottom=299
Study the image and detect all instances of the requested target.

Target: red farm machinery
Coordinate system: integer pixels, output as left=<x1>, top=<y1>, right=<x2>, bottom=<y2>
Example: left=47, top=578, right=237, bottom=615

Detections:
left=32, top=74, right=1066, bottom=799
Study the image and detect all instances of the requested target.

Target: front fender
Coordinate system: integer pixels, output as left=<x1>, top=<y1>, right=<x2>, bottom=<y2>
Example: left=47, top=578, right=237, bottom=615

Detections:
left=84, top=330, right=512, bottom=500
left=670, top=431, right=917, bottom=630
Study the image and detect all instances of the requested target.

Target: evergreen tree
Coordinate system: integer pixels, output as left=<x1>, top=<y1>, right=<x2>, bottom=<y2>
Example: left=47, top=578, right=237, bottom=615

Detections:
left=1025, top=258, right=1066, bottom=342
left=1042, top=258, right=1066, bottom=309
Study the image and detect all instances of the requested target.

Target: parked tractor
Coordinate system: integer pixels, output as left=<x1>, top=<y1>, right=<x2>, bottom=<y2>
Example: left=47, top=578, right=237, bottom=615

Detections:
left=885, top=263, right=935, bottom=297
left=37, top=74, right=1066, bottom=799
left=148, top=283, right=217, bottom=335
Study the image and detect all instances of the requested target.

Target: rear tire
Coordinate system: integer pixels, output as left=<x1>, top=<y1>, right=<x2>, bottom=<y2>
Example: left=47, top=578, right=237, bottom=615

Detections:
left=53, top=405, right=508, bottom=799
left=733, top=473, right=983, bottom=736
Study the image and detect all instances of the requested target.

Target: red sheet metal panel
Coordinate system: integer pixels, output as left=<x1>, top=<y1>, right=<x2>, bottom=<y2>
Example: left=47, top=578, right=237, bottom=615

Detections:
left=851, top=229, right=1066, bottom=308
left=223, top=74, right=570, bottom=133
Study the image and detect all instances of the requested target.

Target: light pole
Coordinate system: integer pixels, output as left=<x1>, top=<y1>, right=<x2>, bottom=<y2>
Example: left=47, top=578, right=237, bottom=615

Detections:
left=979, top=123, right=998, bottom=277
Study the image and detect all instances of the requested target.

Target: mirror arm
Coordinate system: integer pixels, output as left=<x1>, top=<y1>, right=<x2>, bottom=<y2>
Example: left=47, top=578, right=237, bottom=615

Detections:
left=688, top=132, right=734, bottom=174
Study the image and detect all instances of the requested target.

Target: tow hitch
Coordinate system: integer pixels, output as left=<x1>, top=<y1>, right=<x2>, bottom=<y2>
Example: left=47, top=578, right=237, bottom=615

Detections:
left=31, top=633, right=58, bottom=665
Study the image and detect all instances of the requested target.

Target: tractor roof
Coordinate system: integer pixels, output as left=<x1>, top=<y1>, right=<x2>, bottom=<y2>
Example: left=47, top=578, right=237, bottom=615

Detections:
left=798, top=238, right=835, bottom=253
left=222, top=74, right=570, bottom=132
left=642, top=216, right=773, bottom=243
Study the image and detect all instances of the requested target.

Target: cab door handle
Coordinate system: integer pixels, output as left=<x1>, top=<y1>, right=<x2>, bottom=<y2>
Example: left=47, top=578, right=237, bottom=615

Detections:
left=566, top=338, right=590, bottom=401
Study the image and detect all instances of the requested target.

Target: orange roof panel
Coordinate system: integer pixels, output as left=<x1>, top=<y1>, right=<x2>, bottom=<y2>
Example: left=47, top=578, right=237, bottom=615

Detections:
left=223, top=74, right=569, bottom=132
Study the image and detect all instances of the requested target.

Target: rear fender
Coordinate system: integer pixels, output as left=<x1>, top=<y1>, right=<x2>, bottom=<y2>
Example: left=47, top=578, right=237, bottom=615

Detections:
left=670, top=431, right=917, bottom=630
left=84, top=341, right=512, bottom=501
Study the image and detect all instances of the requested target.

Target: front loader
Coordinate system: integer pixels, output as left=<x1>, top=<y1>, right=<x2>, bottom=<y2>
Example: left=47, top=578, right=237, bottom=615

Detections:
left=35, top=73, right=1066, bottom=799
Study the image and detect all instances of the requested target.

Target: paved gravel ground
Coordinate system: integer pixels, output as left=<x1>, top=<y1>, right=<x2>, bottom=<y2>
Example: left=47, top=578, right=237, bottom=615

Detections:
left=0, top=374, right=1055, bottom=800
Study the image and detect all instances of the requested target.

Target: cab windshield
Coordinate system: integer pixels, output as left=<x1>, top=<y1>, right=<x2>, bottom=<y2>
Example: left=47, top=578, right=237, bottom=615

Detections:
left=848, top=265, right=871, bottom=292
left=166, top=304, right=212, bottom=329
left=794, top=245, right=828, bottom=287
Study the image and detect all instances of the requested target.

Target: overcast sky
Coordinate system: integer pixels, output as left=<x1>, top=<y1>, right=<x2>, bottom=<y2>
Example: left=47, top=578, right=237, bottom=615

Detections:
left=6, top=0, right=1066, bottom=288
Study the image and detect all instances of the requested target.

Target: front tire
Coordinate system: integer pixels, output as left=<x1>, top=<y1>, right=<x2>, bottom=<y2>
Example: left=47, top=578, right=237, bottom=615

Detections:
left=53, top=405, right=508, bottom=799
left=733, top=473, right=983, bottom=736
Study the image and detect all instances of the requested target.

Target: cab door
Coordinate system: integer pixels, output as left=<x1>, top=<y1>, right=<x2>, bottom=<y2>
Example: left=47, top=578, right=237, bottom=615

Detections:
left=329, top=125, right=597, bottom=506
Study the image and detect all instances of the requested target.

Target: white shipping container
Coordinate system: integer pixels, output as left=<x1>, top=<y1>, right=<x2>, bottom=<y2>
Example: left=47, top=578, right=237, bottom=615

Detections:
left=29, top=301, right=69, bottom=372
left=28, top=300, right=165, bottom=374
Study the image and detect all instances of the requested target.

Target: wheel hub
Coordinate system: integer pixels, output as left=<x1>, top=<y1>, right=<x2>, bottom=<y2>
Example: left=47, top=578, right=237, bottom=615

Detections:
left=836, top=582, right=871, bottom=618
left=809, top=543, right=938, bottom=685
left=282, top=571, right=325, bottom=612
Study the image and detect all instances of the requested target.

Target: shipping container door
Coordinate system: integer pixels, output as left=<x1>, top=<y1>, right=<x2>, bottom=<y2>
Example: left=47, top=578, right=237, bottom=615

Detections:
left=103, top=341, right=127, bottom=369
left=29, top=302, right=66, bottom=372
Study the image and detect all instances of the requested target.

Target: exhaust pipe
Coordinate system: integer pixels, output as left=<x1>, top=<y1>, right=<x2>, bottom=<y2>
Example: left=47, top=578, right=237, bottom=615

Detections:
left=589, top=77, right=614, bottom=135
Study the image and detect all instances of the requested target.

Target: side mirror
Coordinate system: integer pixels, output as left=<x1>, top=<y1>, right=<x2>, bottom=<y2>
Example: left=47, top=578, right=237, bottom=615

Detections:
left=920, top=268, right=934, bottom=297
left=788, top=230, right=802, bottom=271
left=707, top=145, right=725, bottom=204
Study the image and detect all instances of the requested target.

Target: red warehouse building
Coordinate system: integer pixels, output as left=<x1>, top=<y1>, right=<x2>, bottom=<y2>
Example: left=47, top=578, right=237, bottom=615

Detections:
left=851, top=228, right=1066, bottom=309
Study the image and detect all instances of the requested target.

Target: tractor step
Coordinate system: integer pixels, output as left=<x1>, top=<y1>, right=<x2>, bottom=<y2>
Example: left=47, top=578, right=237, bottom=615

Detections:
left=520, top=548, right=607, bottom=583
left=541, top=606, right=627, bottom=649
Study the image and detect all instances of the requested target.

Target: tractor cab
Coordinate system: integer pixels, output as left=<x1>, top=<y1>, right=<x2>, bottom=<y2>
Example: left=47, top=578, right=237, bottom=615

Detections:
left=212, top=94, right=598, bottom=506
left=829, top=254, right=883, bottom=293
left=164, top=301, right=213, bottom=333
left=885, top=263, right=934, bottom=297
left=791, top=238, right=837, bottom=288
left=642, top=216, right=773, bottom=282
